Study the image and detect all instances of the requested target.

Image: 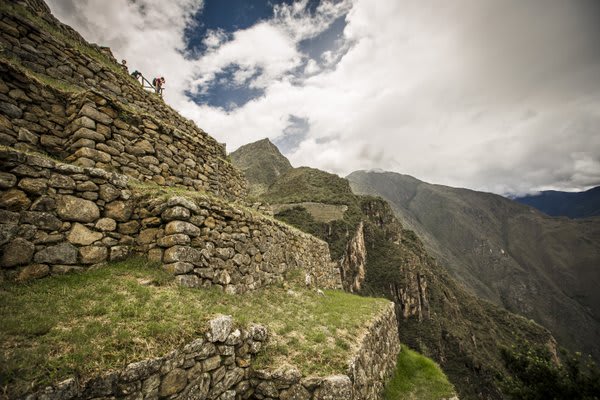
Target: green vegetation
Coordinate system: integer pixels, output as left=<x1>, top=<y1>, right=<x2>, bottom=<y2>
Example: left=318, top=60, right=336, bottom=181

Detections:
left=500, top=343, right=600, bottom=400
left=229, top=138, right=292, bottom=197
left=384, top=347, right=456, bottom=400
left=263, top=167, right=357, bottom=206
left=0, top=258, right=389, bottom=397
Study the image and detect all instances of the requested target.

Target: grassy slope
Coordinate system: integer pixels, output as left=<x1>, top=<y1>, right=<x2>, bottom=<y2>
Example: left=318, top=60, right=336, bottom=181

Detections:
left=384, top=347, right=456, bottom=400
left=0, top=259, right=389, bottom=397
left=347, top=170, right=600, bottom=362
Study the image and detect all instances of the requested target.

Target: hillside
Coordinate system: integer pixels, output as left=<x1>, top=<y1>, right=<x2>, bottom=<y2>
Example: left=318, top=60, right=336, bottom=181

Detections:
left=232, top=140, right=561, bottom=399
left=514, top=186, right=600, bottom=219
left=229, top=138, right=292, bottom=197
left=0, top=1, right=403, bottom=398
left=347, top=170, right=600, bottom=362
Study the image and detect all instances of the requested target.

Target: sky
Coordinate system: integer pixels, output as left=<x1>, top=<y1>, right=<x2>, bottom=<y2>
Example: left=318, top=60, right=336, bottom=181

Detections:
left=46, top=0, right=600, bottom=195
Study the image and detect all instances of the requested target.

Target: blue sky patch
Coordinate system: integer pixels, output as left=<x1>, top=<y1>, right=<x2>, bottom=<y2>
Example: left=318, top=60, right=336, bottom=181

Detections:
left=273, top=115, right=309, bottom=153
left=299, top=15, right=347, bottom=63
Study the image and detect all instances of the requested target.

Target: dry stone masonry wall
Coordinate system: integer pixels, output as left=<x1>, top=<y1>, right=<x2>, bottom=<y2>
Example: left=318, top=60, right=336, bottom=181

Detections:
left=0, top=6, right=247, bottom=200
left=24, top=306, right=400, bottom=400
left=0, top=147, right=341, bottom=290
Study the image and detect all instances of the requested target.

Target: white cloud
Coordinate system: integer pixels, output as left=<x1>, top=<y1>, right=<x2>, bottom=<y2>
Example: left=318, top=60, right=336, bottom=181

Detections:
left=46, top=0, right=600, bottom=195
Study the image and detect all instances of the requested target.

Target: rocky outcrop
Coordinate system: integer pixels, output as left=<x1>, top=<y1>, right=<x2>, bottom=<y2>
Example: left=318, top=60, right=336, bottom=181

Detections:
left=340, top=221, right=366, bottom=293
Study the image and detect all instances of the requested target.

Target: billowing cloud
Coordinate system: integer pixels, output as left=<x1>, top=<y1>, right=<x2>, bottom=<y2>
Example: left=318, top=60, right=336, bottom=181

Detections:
left=47, top=0, right=600, bottom=195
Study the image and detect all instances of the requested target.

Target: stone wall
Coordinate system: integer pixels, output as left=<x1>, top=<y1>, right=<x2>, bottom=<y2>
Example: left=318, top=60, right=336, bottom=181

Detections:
left=0, top=7, right=247, bottom=200
left=22, top=306, right=400, bottom=400
left=0, top=147, right=341, bottom=291
left=25, top=315, right=270, bottom=400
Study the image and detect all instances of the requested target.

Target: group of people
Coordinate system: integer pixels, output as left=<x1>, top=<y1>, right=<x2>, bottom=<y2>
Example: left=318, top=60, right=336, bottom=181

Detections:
left=121, top=59, right=166, bottom=96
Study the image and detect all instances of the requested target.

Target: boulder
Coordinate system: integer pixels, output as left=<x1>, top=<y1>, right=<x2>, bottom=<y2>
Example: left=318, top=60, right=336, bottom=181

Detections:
left=163, top=246, right=203, bottom=265
left=313, top=376, right=352, bottom=400
left=159, top=369, right=187, bottom=397
left=67, top=223, right=103, bottom=245
left=34, top=243, right=78, bottom=264
left=1, top=238, right=35, bottom=267
left=79, top=246, right=108, bottom=264
left=208, top=315, right=233, bottom=343
left=17, top=264, right=50, bottom=281
left=0, top=189, right=31, bottom=211
left=57, top=195, right=100, bottom=222
left=104, top=201, right=132, bottom=222
left=95, top=218, right=117, bottom=231
left=165, top=221, right=201, bottom=237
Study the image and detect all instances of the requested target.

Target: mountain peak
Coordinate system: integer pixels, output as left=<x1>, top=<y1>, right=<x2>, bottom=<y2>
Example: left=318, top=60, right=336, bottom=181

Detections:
left=230, top=138, right=293, bottom=197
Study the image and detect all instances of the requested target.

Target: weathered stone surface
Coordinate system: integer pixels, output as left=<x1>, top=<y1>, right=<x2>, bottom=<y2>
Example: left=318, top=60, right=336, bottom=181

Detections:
left=79, top=246, right=108, bottom=264
left=18, top=178, right=48, bottom=195
left=175, top=274, right=200, bottom=288
left=95, top=218, right=117, bottom=232
left=49, top=174, right=76, bottom=189
left=208, top=315, right=233, bottom=343
left=57, top=195, right=100, bottom=222
left=118, top=220, right=140, bottom=235
left=110, top=245, right=130, bottom=261
left=157, top=234, right=190, bottom=247
left=165, top=220, right=201, bottom=237
left=137, top=228, right=159, bottom=244
left=159, top=368, right=187, bottom=397
left=0, top=172, right=17, bottom=189
left=280, top=384, right=311, bottom=400
left=163, top=262, right=193, bottom=275
left=313, top=376, right=352, bottom=400
left=17, top=264, right=50, bottom=281
left=98, top=184, right=120, bottom=202
left=34, top=243, right=78, bottom=264
left=182, top=373, right=210, bottom=400
left=162, top=206, right=190, bottom=221
left=1, top=238, right=35, bottom=267
left=201, top=355, right=221, bottom=371
left=256, top=381, right=279, bottom=398
left=104, top=201, right=132, bottom=222
left=67, top=223, right=103, bottom=245
left=0, top=189, right=32, bottom=211
left=20, top=211, right=62, bottom=231
left=163, top=246, right=203, bottom=265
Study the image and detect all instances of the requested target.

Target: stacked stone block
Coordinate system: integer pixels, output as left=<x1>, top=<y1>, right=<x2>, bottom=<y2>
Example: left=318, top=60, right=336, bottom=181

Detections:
left=24, top=305, right=400, bottom=400
left=0, top=147, right=341, bottom=290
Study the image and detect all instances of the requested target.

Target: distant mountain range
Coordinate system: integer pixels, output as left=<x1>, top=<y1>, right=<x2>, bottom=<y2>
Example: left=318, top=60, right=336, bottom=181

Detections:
left=347, top=170, right=600, bottom=362
left=513, top=186, right=600, bottom=219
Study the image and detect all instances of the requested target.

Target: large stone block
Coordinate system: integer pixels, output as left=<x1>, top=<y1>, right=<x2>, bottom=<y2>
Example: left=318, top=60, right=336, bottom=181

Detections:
left=67, top=223, right=103, bottom=245
left=165, top=221, right=201, bottom=237
left=0, top=189, right=31, bottom=211
left=159, top=368, right=187, bottom=397
left=163, top=246, right=203, bottom=265
left=79, top=246, right=108, bottom=264
left=20, top=211, right=62, bottom=231
left=1, top=237, right=35, bottom=267
left=208, top=315, right=233, bottom=343
left=57, top=195, right=100, bottom=222
left=104, top=201, right=132, bottom=222
left=34, top=243, right=78, bottom=264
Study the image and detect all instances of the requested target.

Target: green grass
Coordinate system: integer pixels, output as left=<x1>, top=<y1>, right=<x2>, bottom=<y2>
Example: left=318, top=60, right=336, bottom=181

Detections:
left=1, top=56, right=84, bottom=94
left=0, top=258, right=389, bottom=397
left=384, top=347, right=456, bottom=400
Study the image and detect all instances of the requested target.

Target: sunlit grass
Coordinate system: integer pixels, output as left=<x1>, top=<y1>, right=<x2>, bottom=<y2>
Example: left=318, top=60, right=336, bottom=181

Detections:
left=0, top=258, right=389, bottom=397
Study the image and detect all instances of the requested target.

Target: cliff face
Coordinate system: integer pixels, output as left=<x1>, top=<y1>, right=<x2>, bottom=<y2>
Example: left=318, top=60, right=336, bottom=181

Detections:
left=348, top=170, right=600, bottom=362
left=340, top=221, right=366, bottom=293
